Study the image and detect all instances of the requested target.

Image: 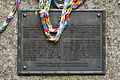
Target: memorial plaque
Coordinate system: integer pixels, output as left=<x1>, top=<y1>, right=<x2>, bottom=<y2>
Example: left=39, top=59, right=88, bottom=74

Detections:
left=18, top=9, right=106, bottom=75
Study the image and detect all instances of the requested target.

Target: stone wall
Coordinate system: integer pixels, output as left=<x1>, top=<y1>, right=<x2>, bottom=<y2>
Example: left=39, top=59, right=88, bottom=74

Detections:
left=0, top=0, right=120, bottom=80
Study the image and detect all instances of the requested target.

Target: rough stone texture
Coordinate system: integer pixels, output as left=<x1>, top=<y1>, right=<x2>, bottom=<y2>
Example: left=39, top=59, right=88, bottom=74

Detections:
left=0, top=0, right=120, bottom=80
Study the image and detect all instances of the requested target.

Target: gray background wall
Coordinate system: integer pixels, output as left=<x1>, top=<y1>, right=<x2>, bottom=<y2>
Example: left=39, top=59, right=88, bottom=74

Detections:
left=0, top=0, right=120, bottom=80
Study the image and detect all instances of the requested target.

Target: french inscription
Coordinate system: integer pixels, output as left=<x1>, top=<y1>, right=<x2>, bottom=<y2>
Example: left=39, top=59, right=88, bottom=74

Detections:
left=18, top=9, right=106, bottom=74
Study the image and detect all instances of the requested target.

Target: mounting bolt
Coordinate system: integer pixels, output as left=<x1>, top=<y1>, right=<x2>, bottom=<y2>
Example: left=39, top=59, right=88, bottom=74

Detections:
left=23, top=14, right=27, bottom=17
left=97, top=13, right=101, bottom=17
left=23, top=66, right=27, bottom=69
left=97, top=66, right=100, bottom=70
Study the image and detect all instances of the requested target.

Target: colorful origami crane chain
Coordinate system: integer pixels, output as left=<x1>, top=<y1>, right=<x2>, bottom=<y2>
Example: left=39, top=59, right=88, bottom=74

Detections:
left=0, top=0, right=21, bottom=32
left=39, top=0, right=85, bottom=42
left=0, top=0, right=86, bottom=42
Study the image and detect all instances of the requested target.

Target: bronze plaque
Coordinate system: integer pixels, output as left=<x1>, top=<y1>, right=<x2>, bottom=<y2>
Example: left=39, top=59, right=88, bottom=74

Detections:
left=18, top=9, right=106, bottom=75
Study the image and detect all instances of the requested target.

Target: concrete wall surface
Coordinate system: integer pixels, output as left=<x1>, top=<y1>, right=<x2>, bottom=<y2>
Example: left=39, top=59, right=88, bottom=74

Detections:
left=0, top=0, right=120, bottom=80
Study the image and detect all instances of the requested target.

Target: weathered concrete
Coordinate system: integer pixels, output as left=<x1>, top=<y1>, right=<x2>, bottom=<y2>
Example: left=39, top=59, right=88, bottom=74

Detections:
left=0, top=0, right=120, bottom=80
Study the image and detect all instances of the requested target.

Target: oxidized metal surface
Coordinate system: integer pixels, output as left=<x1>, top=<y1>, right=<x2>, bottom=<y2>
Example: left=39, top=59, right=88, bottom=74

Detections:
left=18, top=9, right=106, bottom=75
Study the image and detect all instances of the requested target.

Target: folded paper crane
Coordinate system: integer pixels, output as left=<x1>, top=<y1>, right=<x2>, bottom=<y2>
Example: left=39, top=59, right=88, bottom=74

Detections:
left=0, top=0, right=86, bottom=42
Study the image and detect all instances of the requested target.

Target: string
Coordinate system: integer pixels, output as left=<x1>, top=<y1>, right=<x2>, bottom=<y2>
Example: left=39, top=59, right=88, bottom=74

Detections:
left=39, top=0, right=85, bottom=42
left=0, top=0, right=86, bottom=43
left=0, top=0, right=21, bottom=32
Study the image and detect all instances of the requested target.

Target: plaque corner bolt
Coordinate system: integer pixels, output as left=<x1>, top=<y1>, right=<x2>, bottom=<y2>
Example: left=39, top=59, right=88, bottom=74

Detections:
left=23, top=66, right=27, bottom=69
left=97, top=13, right=101, bottom=17
left=23, top=14, right=27, bottom=17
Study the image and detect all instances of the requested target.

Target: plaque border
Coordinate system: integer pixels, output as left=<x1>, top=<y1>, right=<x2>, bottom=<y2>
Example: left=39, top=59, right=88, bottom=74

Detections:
left=17, top=9, right=106, bottom=75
